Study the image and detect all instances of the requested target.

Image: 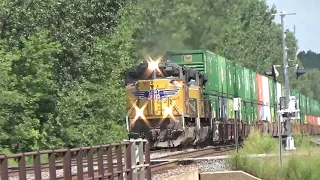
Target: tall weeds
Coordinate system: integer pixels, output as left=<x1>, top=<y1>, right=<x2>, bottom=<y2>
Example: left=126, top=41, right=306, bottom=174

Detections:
left=228, top=130, right=320, bottom=180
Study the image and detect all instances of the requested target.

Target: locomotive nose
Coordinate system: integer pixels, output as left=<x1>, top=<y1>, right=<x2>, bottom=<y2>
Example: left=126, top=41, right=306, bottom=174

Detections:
left=137, top=79, right=179, bottom=117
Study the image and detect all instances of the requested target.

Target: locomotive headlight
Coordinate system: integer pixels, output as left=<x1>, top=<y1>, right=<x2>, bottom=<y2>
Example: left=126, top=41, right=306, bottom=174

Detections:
left=136, top=108, right=144, bottom=118
left=148, top=60, right=159, bottom=71
left=133, top=103, right=147, bottom=122
left=164, top=107, right=172, bottom=116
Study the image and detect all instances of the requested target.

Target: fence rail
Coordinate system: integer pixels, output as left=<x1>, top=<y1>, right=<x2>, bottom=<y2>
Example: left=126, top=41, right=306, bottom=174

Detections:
left=0, top=138, right=151, bottom=180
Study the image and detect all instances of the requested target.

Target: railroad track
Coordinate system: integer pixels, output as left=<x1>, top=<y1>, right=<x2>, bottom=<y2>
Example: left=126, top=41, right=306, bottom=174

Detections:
left=150, top=144, right=241, bottom=174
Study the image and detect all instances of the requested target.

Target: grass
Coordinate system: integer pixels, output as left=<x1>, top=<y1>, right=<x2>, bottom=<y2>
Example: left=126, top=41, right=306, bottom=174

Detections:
left=228, top=130, right=320, bottom=180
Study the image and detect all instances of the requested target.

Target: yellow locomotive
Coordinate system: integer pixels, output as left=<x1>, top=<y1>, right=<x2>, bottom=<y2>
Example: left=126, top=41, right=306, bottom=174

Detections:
left=124, top=58, right=212, bottom=148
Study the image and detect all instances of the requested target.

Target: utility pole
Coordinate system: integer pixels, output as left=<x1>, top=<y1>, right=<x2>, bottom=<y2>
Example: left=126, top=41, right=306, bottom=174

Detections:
left=280, top=11, right=296, bottom=151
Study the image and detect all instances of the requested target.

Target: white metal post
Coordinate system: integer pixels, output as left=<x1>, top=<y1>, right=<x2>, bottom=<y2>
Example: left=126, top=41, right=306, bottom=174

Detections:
left=280, top=11, right=296, bottom=151
left=234, top=98, right=242, bottom=153
left=278, top=113, right=283, bottom=166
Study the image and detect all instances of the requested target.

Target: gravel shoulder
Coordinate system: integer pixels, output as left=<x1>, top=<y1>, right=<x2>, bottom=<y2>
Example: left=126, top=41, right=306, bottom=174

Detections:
left=152, top=159, right=232, bottom=180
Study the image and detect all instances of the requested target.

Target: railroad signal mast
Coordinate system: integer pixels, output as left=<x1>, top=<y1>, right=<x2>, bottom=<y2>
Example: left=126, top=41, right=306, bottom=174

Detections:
left=265, top=11, right=308, bottom=166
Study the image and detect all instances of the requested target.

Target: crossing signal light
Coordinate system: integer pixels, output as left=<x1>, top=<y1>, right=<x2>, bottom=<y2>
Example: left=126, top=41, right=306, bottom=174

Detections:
left=265, top=65, right=279, bottom=82
left=294, top=64, right=307, bottom=79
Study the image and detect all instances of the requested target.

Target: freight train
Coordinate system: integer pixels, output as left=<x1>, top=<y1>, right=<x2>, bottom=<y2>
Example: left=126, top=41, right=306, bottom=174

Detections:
left=124, top=49, right=320, bottom=148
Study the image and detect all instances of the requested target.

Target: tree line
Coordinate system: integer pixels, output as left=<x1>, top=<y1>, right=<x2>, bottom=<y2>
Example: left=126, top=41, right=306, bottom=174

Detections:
left=0, top=0, right=316, bottom=153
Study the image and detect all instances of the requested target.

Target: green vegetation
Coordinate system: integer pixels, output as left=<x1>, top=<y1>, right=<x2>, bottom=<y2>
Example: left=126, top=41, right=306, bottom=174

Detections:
left=0, top=0, right=318, bottom=154
left=228, top=130, right=320, bottom=180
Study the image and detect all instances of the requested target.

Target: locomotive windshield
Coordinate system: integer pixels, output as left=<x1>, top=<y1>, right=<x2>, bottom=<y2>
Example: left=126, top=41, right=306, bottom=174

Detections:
left=126, top=62, right=182, bottom=83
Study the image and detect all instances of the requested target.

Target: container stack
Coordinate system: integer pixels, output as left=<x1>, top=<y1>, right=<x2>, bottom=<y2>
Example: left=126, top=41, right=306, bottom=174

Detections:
left=166, top=49, right=320, bottom=127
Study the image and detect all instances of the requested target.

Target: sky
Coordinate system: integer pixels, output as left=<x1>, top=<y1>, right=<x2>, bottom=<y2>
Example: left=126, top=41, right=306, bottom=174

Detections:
left=266, top=0, right=320, bottom=53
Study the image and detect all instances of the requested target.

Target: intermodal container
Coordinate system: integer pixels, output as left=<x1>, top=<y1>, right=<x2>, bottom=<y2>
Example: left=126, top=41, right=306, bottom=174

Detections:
left=240, top=101, right=245, bottom=120
left=318, top=117, right=320, bottom=126
left=243, top=103, right=250, bottom=123
left=243, top=68, right=251, bottom=100
left=261, top=75, right=270, bottom=106
left=304, top=114, right=308, bottom=124
left=226, top=60, right=235, bottom=97
left=220, top=97, right=228, bottom=120
left=258, top=104, right=264, bottom=120
left=290, top=89, right=299, bottom=99
left=167, top=50, right=228, bottom=94
left=315, top=101, right=320, bottom=116
left=300, top=113, right=305, bottom=124
left=257, top=104, right=271, bottom=121
left=314, top=100, right=318, bottom=116
left=246, top=103, right=254, bottom=125
left=306, top=97, right=311, bottom=115
left=264, top=105, right=271, bottom=122
left=310, top=99, right=315, bottom=115
left=269, top=80, right=275, bottom=106
left=307, top=115, right=314, bottom=125
left=276, top=82, right=282, bottom=102
left=250, top=70, right=257, bottom=101
left=253, top=103, right=258, bottom=121
left=209, top=95, right=219, bottom=119
left=271, top=106, right=275, bottom=122
left=300, top=94, right=306, bottom=113
left=235, top=65, right=245, bottom=98
left=227, top=98, right=234, bottom=119
left=218, top=55, right=227, bottom=94
left=313, top=116, right=317, bottom=125
left=256, top=74, right=263, bottom=104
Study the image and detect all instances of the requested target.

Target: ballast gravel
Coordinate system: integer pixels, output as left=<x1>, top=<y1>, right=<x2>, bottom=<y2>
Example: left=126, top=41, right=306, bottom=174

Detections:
left=152, top=159, right=231, bottom=180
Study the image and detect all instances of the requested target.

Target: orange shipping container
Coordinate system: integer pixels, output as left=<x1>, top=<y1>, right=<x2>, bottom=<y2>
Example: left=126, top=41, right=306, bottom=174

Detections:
left=307, top=115, right=313, bottom=125
left=256, top=74, right=263, bottom=104
left=304, top=114, right=308, bottom=124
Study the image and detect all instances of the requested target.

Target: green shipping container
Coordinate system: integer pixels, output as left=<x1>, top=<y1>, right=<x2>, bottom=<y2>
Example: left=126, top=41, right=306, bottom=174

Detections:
left=167, top=50, right=227, bottom=94
left=290, top=89, right=300, bottom=101
left=269, top=80, right=275, bottom=106
left=235, top=65, right=245, bottom=98
left=208, top=95, right=219, bottom=119
left=243, top=68, right=251, bottom=100
left=306, top=97, right=311, bottom=115
left=227, top=98, right=234, bottom=119
left=244, top=103, right=253, bottom=124
left=252, top=103, right=258, bottom=121
left=218, top=55, right=227, bottom=94
left=240, top=101, right=245, bottom=121
left=250, top=70, right=257, bottom=101
left=226, top=60, right=235, bottom=96
left=316, top=102, right=320, bottom=116
left=300, top=113, right=305, bottom=124
left=271, top=106, right=275, bottom=122
left=311, top=99, right=314, bottom=115
left=311, top=99, right=316, bottom=115
left=241, top=103, right=247, bottom=122
left=300, top=94, right=306, bottom=113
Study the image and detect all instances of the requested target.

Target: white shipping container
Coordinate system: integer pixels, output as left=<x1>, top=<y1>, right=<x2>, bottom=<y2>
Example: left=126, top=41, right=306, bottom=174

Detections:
left=263, top=105, right=271, bottom=122
left=262, top=76, right=270, bottom=105
left=276, top=82, right=282, bottom=102
left=318, top=117, right=320, bottom=126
